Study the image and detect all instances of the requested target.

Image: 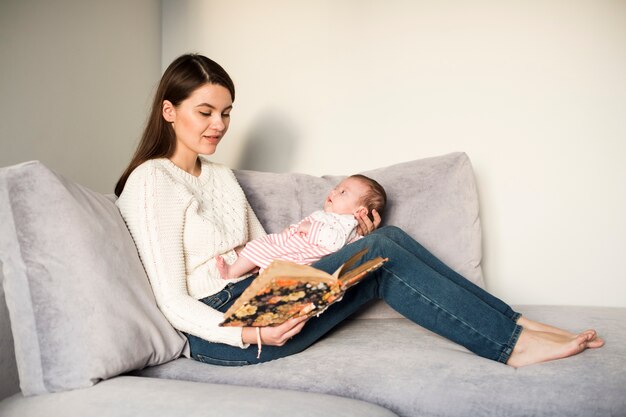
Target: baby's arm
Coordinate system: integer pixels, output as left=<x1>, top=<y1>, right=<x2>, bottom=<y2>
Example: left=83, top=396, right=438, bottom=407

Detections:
left=291, top=215, right=316, bottom=237
left=306, top=220, right=352, bottom=252
left=296, top=220, right=312, bottom=237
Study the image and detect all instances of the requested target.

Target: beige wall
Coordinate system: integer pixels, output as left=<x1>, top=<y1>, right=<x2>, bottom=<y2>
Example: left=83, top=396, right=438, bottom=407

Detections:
left=162, top=0, right=626, bottom=307
left=0, top=0, right=161, bottom=193
left=2, top=1, right=624, bottom=307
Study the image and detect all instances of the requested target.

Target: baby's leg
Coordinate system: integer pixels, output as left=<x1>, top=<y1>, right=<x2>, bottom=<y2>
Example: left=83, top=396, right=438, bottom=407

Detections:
left=216, top=255, right=257, bottom=279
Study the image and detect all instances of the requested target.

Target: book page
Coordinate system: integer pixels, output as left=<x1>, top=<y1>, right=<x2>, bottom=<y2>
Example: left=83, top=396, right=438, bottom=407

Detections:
left=220, top=249, right=387, bottom=327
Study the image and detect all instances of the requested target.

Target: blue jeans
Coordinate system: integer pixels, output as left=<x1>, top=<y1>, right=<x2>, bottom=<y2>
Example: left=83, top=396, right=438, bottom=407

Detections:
left=187, top=226, right=522, bottom=366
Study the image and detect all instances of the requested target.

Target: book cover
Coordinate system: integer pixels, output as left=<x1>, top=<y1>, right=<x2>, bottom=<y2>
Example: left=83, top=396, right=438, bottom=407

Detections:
left=220, top=248, right=387, bottom=327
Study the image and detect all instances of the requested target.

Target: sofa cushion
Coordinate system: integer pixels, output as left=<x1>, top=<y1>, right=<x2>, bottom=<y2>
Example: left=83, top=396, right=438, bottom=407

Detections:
left=136, top=305, right=626, bottom=417
left=0, top=161, right=187, bottom=396
left=235, top=152, right=484, bottom=319
left=0, top=376, right=398, bottom=417
left=235, top=152, right=484, bottom=288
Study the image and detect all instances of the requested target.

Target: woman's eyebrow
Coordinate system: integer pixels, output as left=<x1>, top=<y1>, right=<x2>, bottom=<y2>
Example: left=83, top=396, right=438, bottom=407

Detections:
left=196, top=103, right=233, bottom=111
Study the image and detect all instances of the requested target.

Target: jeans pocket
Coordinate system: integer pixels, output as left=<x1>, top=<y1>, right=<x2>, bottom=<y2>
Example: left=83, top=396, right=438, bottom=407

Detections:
left=200, top=288, right=232, bottom=310
left=194, top=353, right=250, bottom=367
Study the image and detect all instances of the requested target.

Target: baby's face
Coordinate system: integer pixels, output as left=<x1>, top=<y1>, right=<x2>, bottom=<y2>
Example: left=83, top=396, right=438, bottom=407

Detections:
left=324, top=177, right=367, bottom=216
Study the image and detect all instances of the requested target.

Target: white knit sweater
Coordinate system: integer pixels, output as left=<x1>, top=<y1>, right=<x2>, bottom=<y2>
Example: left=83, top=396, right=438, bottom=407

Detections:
left=116, top=157, right=266, bottom=348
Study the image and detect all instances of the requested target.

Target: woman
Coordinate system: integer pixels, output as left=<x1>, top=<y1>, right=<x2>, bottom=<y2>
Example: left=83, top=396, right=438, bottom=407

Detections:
left=115, top=54, right=603, bottom=368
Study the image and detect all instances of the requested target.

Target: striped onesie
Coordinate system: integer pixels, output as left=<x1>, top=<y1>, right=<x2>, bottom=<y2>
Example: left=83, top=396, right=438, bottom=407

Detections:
left=239, top=210, right=361, bottom=270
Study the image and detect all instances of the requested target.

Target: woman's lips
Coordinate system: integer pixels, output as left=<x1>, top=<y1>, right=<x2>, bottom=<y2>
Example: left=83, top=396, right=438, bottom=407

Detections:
left=204, top=135, right=221, bottom=144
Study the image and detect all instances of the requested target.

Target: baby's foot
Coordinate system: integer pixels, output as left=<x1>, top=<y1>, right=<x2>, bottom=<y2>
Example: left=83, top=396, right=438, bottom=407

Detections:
left=216, top=255, right=232, bottom=280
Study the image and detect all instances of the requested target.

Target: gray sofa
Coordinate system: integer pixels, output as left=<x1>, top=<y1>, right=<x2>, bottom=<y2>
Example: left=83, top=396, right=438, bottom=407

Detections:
left=1, top=153, right=625, bottom=417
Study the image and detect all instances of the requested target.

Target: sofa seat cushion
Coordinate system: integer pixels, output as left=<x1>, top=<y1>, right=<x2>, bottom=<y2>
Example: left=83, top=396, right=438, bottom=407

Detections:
left=0, top=375, right=398, bottom=417
left=135, top=305, right=626, bottom=417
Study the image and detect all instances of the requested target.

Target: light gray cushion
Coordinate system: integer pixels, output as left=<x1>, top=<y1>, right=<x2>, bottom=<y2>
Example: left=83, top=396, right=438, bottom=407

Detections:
left=0, top=376, right=398, bottom=417
left=235, top=152, right=483, bottom=288
left=235, top=152, right=484, bottom=319
left=0, top=161, right=187, bottom=396
left=136, top=305, right=626, bottom=417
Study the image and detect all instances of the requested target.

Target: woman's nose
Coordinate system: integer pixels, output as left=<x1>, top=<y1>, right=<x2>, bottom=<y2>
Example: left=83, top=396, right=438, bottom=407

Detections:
left=211, top=116, right=225, bottom=131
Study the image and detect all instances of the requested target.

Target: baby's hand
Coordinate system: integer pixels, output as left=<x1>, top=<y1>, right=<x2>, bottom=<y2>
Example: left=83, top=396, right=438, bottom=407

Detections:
left=297, top=221, right=312, bottom=237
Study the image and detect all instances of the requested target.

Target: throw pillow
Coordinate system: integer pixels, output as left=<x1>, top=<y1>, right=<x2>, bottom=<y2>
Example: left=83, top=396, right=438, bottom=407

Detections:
left=234, top=152, right=484, bottom=288
left=0, top=161, right=187, bottom=396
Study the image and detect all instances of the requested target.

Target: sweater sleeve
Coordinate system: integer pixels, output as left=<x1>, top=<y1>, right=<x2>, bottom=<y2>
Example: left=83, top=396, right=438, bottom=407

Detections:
left=117, top=164, right=247, bottom=348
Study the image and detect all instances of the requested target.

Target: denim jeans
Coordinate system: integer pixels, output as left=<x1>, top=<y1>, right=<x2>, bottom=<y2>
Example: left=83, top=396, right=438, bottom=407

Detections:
left=187, top=226, right=522, bottom=366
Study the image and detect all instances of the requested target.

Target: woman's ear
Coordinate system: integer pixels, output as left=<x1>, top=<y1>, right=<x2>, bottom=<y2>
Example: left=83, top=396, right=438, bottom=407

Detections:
left=162, top=100, right=176, bottom=123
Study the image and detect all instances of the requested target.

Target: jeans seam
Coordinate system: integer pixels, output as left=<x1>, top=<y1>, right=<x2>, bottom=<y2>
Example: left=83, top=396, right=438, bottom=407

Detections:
left=383, top=265, right=508, bottom=350
left=202, top=288, right=233, bottom=310
left=497, top=324, right=523, bottom=364
left=194, top=353, right=250, bottom=366
left=224, top=288, right=232, bottom=306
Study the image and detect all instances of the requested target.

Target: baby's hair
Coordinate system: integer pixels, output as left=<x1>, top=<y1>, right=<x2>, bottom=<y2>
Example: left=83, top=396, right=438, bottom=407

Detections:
left=349, top=174, right=387, bottom=222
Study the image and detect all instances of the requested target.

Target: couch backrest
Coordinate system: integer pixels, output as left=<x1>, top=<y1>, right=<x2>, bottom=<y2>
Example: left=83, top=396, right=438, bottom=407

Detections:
left=0, top=152, right=484, bottom=397
left=234, top=152, right=484, bottom=288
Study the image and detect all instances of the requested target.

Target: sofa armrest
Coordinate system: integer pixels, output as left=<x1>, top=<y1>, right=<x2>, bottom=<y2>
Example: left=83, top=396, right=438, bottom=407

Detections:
left=0, top=267, right=20, bottom=401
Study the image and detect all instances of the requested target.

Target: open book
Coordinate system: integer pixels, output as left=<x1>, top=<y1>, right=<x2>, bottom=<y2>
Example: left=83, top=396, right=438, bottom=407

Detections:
left=220, top=248, right=387, bottom=327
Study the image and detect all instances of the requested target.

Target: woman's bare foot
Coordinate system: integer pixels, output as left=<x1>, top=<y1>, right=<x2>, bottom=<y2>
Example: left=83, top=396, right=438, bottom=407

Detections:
left=215, top=255, right=232, bottom=280
left=517, top=317, right=605, bottom=348
left=506, top=328, right=595, bottom=367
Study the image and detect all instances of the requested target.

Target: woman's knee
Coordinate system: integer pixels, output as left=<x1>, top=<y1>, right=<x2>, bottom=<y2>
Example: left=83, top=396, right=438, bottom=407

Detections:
left=359, top=232, right=397, bottom=255
left=375, top=225, right=410, bottom=241
left=373, top=226, right=429, bottom=254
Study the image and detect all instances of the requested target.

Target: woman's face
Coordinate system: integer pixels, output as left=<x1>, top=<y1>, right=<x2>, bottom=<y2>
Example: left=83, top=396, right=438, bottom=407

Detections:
left=164, top=83, right=233, bottom=161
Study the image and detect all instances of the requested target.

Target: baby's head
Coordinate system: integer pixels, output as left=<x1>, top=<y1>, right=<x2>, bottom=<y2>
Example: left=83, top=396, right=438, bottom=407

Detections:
left=324, top=174, right=387, bottom=221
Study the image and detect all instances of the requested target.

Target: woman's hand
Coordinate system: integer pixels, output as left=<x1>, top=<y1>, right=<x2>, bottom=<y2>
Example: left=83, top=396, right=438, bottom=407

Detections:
left=356, top=209, right=381, bottom=237
left=241, top=316, right=308, bottom=346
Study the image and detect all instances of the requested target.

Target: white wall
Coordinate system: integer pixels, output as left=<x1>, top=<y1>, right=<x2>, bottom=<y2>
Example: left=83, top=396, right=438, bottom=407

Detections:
left=163, top=0, right=626, bottom=307
left=0, top=0, right=161, bottom=193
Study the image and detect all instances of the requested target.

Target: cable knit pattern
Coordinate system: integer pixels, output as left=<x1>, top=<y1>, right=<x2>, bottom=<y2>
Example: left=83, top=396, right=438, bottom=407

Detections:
left=116, top=157, right=266, bottom=349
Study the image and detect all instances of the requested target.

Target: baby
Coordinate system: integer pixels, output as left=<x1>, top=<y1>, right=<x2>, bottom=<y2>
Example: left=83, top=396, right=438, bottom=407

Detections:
left=216, top=174, right=387, bottom=279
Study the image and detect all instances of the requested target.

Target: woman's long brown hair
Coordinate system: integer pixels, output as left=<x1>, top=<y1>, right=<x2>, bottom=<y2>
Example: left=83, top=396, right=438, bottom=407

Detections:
left=114, top=54, right=235, bottom=197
